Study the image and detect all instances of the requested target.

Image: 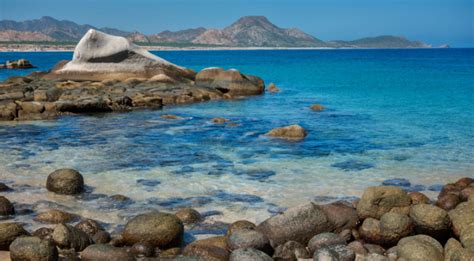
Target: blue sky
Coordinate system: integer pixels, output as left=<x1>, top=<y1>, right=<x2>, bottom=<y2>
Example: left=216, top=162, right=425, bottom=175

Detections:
left=0, top=0, right=472, bottom=47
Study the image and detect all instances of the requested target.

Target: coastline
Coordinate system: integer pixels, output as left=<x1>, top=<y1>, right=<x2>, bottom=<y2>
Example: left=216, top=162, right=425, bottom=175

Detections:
left=0, top=44, right=448, bottom=53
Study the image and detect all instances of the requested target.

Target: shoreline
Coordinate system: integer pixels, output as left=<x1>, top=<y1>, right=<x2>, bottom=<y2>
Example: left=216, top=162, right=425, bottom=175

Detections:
left=0, top=45, right=452, bottom=53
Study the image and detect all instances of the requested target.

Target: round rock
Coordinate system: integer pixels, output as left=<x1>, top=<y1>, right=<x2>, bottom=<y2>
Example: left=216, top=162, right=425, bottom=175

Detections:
left=130, top=242, right=155, bottom=257
left=313, top=244, right=355, bottom=261
left=409, top=203, right=451, bottom=240
left=357, top=186, right=411, bottom=219
left=81, top=244, right=134, bottom=261
left=34, top=209, right=77, bottom=224
left=32, top=227, right=54, bottom=240
left=273, top=240, right=311, bottom=261
left=397, top=235, right=443, bottom=261
left=0, top=196, right=15, bottom=216
left=379, top=212, right=413, bottom=246
left=228, top=229, right=273, bottom=255
left=175, top=208, right=202, bottom=224
left=307, top=232, right=347, bottom=254
left=52, top=223, right=91, bottom=251
left=46, top=168, right=84, bottom=195
left=122, top=212, right=183, bottom=248
left=75, top=219, right=104, bottom=237
left=227, top=220, right=256, bottom=237
left=0, top=223, right=29, bottom=250
left=92, top=231, right=111, bottom=244
left=230, top=248, right=273, bottom=261
left=9, top=236, right=58, bottom=261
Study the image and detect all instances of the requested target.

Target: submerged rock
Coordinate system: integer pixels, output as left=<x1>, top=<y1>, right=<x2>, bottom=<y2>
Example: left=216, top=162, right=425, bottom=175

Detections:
left=267, top=83, right=280, bottom=93
left=122, top=212, right=183, bottom=248
left=9, top=236, right=58, bottom=261
left=265, top=124, right=307, bottom=140
left=46, top=168, right=84, bottom=195
left=310, top=104, right=325, bottom=111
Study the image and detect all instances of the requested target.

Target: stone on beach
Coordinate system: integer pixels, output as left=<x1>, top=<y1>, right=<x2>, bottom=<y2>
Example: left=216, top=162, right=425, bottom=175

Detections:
left=356, top=186, right=411, bottom=219
left=183, top=236, right=230, bottom=261
left=307, top=232, right=347, bottom=255
left=0, top=196, right=15, bottom=216
left=265, top=124, right=307, bottom=140
left=409, top=203, right=451, bottom=240
left=9, top=236, right=58, bottom=261
left=175, top=208, right=202, bottom=224
left=396, top=235, right=443, bottom=261
left=46, top=168, right=84, bottom=195
left=122, top=212, right=183, bottom=248
left=0, top=223, right=29, bottom=250
left=230, top=248, right=273, bottom=261
left=75, top=219, right=105, bottom=237
left=52, top=223, right=91, bottom=251
left=320, top=201, right=359, bottom=233
left=273, top=240, right=311, bottom=260
left=227, top=220, right=257, bottom=237
left=257, top=202, right=332, bottom=247
left=34, top=209, right=78, bottom=224
left=312, top=244, right=355, bottom=261
left=0, top=182, right=12, bottom=192
left=227, top=229, right=273, bottom=255
left=81, top=244, right=134, bottom=261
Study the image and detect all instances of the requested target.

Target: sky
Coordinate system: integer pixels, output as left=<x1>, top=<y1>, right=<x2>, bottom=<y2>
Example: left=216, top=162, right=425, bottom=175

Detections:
left=0, top=0, right=472, bottom=47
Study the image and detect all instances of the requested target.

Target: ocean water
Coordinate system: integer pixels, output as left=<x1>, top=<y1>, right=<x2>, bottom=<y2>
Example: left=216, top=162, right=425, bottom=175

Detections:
left=0, top=49, right=473, bottom=233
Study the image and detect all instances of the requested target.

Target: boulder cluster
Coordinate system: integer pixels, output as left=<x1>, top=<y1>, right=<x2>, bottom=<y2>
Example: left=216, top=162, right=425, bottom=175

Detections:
left=1, top=170, right=473, bottom=260
left=0, top=59, right=35, bottom=69
left=0, top=30, right=264, bottom=121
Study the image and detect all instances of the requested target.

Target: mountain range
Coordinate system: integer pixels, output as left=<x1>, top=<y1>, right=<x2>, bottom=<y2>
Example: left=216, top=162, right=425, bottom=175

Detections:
left=0, top=16, right=433, bottom=48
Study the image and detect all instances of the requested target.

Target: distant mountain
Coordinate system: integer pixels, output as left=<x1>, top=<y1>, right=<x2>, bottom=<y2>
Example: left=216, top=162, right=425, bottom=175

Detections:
left=192, top=16, right=327, bottom=47
left=0, top=16, right=432, bottom=48
left=330, top=35, right=432, bottom=48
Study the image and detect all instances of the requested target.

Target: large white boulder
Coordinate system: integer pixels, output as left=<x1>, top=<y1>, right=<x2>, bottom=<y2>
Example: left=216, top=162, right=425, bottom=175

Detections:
left=47, top=29, right=194, bottom=81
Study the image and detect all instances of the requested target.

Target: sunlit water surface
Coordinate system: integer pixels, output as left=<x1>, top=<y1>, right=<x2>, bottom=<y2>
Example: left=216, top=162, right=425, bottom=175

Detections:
left=0, top=49, right=473, bottom=235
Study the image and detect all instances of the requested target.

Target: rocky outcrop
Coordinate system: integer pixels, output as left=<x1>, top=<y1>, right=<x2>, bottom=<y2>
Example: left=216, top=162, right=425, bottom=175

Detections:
left=0, top=59, right=35, bottom=69
left=265, top=125, right=307, bottom=140
left=0, top=30, right=265, bottom=121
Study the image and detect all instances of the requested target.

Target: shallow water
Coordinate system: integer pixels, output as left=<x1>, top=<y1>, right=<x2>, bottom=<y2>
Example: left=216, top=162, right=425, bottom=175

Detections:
left=1, top=49, right=473, bottom=233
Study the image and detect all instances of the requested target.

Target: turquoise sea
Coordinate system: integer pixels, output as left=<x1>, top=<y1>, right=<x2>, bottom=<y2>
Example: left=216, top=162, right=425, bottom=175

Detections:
left=0, top=49, right=473, bottom=231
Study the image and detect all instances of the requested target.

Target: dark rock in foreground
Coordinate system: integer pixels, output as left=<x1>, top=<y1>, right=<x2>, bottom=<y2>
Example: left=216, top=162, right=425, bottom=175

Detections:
left=0, top=30, right=265, bottom=121
left=0, top=223, right=29, bottom=250
left=46, top=168, right=84, bottom=195
left=9, top=236, right=58, bottom=261
left=0, top=196, right=15, bottom=216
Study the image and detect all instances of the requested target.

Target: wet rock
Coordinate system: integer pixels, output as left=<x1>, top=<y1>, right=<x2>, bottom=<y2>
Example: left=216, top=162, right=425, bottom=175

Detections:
left=109, top=233, right=126, bottom=247
left=122, top=212, right=183, bottom=248
left=92, top=231, right=110, bottom=244
left=230, top=248, right=273, bottom=261
left=160, top=247, right=181, bottom=257
left=273, top=240, right=310, bottom=261
left=161, top=114, right=183, bottom=120
left=312, top=244, right=355, bottom=261
left=455, top=177, right=474, bottom=188
left=183, top=237, right=230, bottom=261
left=211, top=117, right=229, bottom=124
left=257, top=202, right=332, bottom=247
left=436, top=193, right=461, bottom=211
left=9, top=236, right=58, bottom=261
left=131, top=242, right=155, bottom=257
left=226, top=220, right=256, bottom=237
left=195, top=67, right=264, bottom=96
left=396, top=235, right=443, bottom=261
left=109, top=194, right=130, bottom=201
left=228, top=229, right=273, bottom=255
left=2, top=59, right=35, bottom=69
left=379, top=212, right=413, bottom=246
left=320, top=201, right=358, bottom=233
left=265, top=124, right=307, bottom=140
left=52, top=223, right=91, bottom=251
left=408, top=191, right=430, bottom=204
left=359, top=217, right=382, bottom=244
left=34, top=209, right=77, bottom=224
left=32, top=227, right=54, bottom=240
left=307, top=232, right=346, bottom=255
left=444, top=237, right=474, bottom=261
left=268, top=83, right=280, bottom=93
left=310, top=104, right=325, bottom=111
left=0, top=223, right=29, bottom=250
left=75, top=218, right=104, bottom=237
left=46, top=168, right=84, bottom=195
left=356, top=186, right=411, bottom=219
left=0, top=183, right=11, bottom=192
left=409, top=203, right=450, bottom=240
left=347, top=241, right=367, bottom=255
left=175, top=208, right=202, bottom=224
left=0, top=196, right=15, bottom=216
left=81, top=244, right=134, bottom=261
